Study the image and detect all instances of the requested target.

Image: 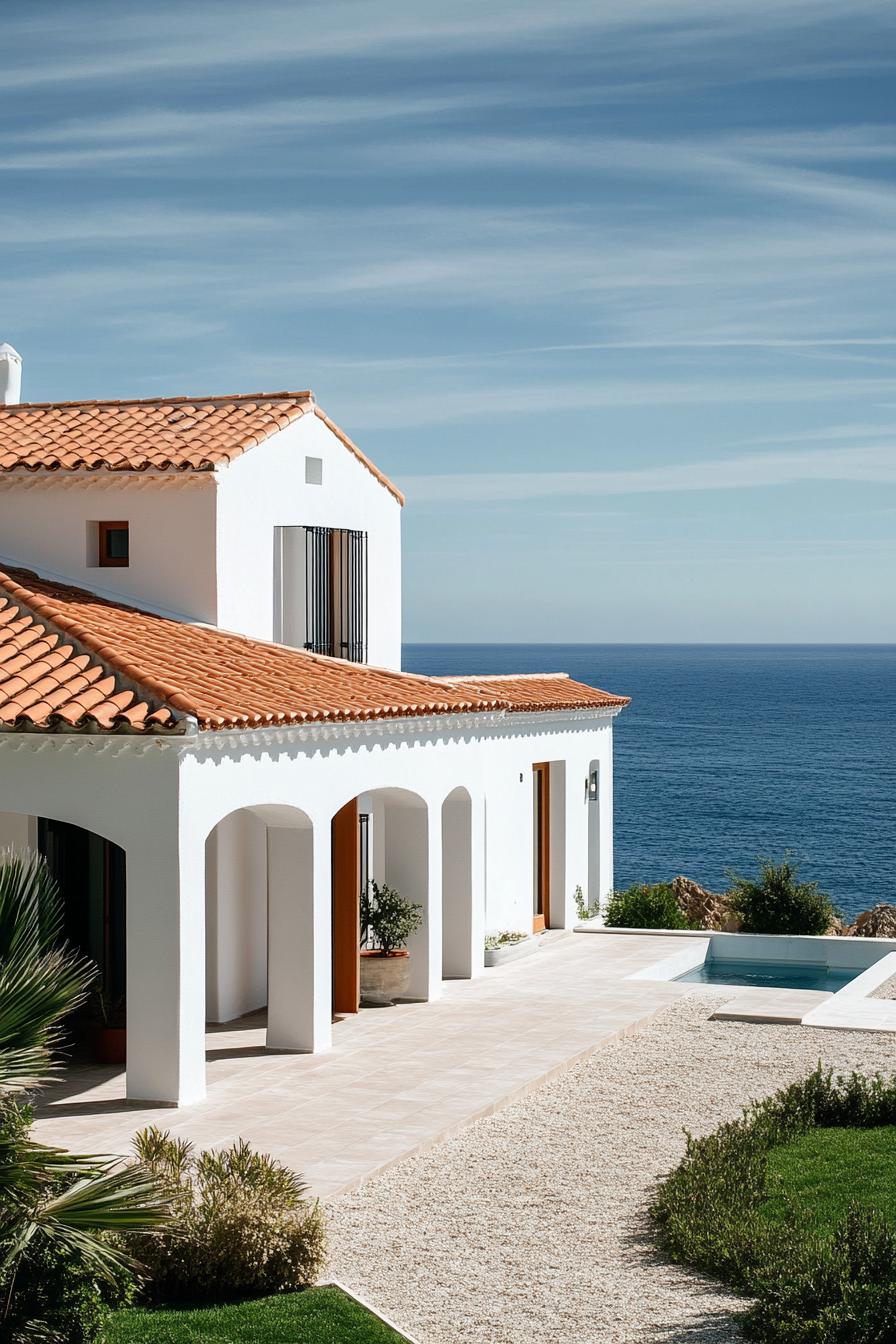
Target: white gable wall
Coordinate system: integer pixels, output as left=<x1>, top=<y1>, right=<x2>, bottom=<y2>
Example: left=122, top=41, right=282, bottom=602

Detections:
left=215, top=413, right=402, bottom=666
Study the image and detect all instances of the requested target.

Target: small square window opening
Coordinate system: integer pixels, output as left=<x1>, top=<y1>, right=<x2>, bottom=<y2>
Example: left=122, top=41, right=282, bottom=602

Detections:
left=305, top=456, right=323, bottom=485
left=98, top=521, right=129, bottom=567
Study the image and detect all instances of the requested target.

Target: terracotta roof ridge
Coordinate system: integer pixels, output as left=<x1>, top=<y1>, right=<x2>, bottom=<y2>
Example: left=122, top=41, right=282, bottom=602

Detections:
left=3, top=391, right=315, bottom=411
left=312, top=407, right=405, bottom=506
left=290, top=644, right=506, bottom=701
left=437, top=672, right=570, bottom=682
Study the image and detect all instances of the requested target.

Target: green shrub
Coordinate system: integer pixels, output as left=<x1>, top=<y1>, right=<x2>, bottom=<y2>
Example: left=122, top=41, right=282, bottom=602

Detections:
left=603, top=882, right=696, bottom=930
left=360, top=881, right=423, bottom=956
left=574, top=884, right=601, bottom=921
left=651, top=1068, right=896, bottom=1343
left=746, top=1208, right=896, bottom=1343
left=728, top=855, right=838, bottom=936
left=4, top=1237, right=135, bottom=1344
left=484, top=930, right=528, bottom=950
left=129, top=1128, right=326, bottom=1302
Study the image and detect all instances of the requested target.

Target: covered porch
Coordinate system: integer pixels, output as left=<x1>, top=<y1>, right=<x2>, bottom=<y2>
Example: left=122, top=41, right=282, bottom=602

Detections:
left=0, top=703, right=615, bottom=1109
left=32, top=932, right=691, bottom=1197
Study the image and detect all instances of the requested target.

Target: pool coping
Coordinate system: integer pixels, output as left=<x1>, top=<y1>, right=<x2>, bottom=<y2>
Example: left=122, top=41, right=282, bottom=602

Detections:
left=604, top=928, right=896, bottom=1034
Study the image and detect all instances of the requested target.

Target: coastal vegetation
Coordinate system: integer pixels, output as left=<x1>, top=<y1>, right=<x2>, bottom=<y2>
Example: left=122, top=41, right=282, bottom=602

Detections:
left=603, top=855, right=846, bottom=937
left=728, top=856, right=838, bottom=936
left=603, top=881, right=699, bottom=930
left=652, top=1067, right=896, bottom=1342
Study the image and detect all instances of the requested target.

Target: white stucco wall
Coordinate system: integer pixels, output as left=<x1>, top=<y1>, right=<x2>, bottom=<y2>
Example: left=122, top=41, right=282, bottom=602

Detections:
left=477, top=720, right=615, bottom=933
left=0, top=810, right=34, bottom=851
left=0, top=477, right=218, bottom=621
left=215, top=414, right=402, bottom=666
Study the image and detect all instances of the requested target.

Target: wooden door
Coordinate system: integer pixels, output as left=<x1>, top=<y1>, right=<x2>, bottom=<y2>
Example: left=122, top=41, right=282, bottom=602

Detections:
left=532, top=763, right=550, bottom=933
left=331, top=799, right=360, bottom=1014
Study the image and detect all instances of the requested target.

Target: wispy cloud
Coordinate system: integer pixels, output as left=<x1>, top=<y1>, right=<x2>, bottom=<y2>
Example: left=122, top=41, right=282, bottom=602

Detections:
left=4, top=1, right=893, bottom=92
left=399, top=444, right=896, bottom=502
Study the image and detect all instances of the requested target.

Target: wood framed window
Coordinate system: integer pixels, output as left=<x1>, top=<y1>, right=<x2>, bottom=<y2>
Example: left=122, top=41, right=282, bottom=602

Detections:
left=97, top=521, right=129, bottom=567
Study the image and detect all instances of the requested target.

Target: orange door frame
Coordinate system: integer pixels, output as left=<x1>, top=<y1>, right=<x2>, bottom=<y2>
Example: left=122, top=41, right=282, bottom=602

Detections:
left=532, top=762, right=550, bottom=933
left=331, top=798, right=360, bottom=1013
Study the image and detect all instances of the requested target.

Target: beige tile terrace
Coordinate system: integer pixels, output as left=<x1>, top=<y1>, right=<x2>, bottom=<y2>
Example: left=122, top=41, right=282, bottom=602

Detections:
left=33, top=932, right=694, bottom=1198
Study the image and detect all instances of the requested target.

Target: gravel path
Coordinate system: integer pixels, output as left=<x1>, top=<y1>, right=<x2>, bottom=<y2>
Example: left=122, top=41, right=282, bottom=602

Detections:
left=327, top=992, right=896, bottom=1344
left=872, top=973, right=896, bottom=999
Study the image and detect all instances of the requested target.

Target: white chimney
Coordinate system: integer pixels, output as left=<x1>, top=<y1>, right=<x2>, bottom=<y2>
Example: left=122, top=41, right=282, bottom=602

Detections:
left=0, top=344, right=22, bottom=404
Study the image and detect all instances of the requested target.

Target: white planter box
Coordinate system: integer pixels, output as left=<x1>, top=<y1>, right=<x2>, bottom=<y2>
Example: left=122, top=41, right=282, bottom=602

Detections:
left=485, top=937, right=539, bottom=967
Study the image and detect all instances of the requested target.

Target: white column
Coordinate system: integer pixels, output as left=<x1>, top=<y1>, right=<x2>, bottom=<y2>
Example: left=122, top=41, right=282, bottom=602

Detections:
left=266, top=819, right=332, bottom=1053
left=441, top=790, right=486, bottom=978
left=384, top=798, right=441, bottom=1001
left=126, top=825, right=206, bottom=1106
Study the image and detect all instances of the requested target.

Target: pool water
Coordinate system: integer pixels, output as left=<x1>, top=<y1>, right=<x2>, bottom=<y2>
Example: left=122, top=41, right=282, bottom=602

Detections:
left=676, top=958, right=860, bottom=993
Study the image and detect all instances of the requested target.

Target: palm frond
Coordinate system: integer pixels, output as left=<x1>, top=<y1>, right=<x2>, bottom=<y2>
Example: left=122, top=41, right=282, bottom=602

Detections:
left=2, top=1145, right=172, bottom=1281
left=0, top=849, right=65, bottom=962
left=0, top=848, right=175, bottom=1327
left=0, top=948, right=95, bottom=1092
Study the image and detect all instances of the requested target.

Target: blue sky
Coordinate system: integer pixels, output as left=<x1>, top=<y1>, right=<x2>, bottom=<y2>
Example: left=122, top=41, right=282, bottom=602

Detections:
left=4, top=2, right=896, bottom=642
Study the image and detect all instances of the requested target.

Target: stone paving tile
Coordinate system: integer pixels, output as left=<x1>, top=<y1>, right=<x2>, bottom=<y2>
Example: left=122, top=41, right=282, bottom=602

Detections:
left=33, top=933, right=692, bottom=1195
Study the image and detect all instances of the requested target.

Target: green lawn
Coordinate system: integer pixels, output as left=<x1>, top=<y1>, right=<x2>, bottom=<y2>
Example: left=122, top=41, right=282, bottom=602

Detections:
left=106, top=1287, right=410, bottom=1343
left=760, top=1124, right=896, bottom=1237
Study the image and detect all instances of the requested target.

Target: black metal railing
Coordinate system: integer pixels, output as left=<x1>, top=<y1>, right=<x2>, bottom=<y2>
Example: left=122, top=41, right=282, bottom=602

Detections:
left=304, top=526, right=367, bottom=662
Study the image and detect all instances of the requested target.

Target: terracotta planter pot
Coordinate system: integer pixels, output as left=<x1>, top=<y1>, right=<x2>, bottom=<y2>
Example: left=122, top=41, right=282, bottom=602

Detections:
left=360, top=950, right=410, bottom=1006
left=91, top=1025, right=126, bottom=1066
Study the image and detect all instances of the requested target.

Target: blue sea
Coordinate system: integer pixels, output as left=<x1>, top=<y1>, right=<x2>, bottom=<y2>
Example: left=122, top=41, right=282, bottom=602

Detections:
left=403, top=644, right=896, bottom=921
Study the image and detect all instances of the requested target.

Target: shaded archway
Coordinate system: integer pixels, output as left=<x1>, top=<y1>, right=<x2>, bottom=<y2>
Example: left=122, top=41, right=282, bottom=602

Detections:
left=330, top=786, right=438, bottom=1008
left=0, top=809, right=127, bottom=1064
left=204, top=803, right=320, bottom=1053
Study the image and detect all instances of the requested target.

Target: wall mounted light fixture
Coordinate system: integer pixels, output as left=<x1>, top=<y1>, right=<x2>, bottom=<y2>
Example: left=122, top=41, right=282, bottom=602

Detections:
left=588, top=769, right=599, bottom=802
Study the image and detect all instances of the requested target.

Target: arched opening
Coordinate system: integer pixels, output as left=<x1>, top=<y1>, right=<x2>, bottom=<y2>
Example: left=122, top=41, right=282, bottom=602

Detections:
left=442, top=786, right=476, bottom=979
left=330, top=786, right=436, bottom=1011
left=205, top=803, right=318, bottom=1053
left=0, top=809, right=127, bottom=1066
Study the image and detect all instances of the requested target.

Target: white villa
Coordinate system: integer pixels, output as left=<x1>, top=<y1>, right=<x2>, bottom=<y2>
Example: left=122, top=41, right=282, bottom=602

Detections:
left=0, top=343, right=628, bottom=1108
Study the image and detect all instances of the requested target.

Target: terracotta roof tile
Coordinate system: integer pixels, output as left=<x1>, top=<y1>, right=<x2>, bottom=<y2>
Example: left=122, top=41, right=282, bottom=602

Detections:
left=0, top=584, right=173, bottom=734
left=433, top=672, right=630, bottom=713
left=0, top=570, right=627, bottom=734
left=0, top=392, right=404, bottom=503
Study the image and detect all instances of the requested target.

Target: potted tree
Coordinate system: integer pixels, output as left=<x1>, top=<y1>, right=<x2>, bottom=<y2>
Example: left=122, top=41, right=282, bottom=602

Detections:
left=359, top=880, right=423, bottom=1006
left=90, top=984, right=126, bottom=1065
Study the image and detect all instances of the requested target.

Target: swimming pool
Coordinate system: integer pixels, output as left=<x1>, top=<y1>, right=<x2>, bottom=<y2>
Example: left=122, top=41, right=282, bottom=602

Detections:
left=676, top=958, right=859, bottom=993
